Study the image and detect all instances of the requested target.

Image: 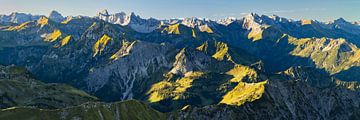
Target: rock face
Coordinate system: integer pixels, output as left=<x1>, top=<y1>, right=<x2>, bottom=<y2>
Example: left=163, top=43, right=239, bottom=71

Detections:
left=97, top=9, right=160, bottom=33
left=85, top=41, right=177, bottom=101
left=0, top=12, right=41, bottom=23
left=169, top=48, right=229, bottom=75
left=48, top=11, right=65, bottom=23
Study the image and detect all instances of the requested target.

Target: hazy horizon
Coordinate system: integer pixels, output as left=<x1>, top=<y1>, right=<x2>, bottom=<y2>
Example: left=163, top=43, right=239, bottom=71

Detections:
left=0, top=0, right=359, bottom=22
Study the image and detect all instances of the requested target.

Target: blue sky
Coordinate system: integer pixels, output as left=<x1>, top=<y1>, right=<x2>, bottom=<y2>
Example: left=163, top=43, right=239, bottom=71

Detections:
left=0, top=0, right=359, bottom=21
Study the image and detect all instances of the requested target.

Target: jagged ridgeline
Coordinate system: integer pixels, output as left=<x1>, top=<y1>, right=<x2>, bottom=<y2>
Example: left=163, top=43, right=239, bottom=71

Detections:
left=1, top=10, right=360, bottom=119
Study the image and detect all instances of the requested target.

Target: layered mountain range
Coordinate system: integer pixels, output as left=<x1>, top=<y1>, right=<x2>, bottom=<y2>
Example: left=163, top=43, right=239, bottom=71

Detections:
left=0, top=10, right=360, bottom=119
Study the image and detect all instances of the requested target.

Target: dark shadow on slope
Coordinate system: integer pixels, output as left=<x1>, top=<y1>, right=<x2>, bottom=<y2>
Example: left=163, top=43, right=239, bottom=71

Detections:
left=221, top=25, right=317, bottom=73
left=0, top=46, right=48, bottom=67
left=333, top=66, right=360, bottom=82
left=271, top=66, right=337, bottom=88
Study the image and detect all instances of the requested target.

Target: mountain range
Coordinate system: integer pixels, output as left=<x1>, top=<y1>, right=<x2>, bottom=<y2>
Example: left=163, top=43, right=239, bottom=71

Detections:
left=0, top=10, right=360, bottom=119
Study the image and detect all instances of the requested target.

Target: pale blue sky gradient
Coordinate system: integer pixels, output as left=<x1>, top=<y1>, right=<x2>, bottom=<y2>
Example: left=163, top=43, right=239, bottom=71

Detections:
left=0, top=0, right=359, bottom=21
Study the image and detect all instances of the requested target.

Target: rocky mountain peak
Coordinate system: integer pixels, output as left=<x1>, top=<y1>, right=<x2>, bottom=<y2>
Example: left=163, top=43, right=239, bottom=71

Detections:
left=96, top=9, right=135, bottom=25
left=129, top=12, right=137, bottom=18
left=247, top=12, right=259, bottom=17
left=266, top=15, right=291, bottom=23
left=244, top=13, right=261, bottom=21
left=1, top=12, right=41, bottom=23
left=111, top=12, right=130, bottom=26
left=169, top=48, right=190, bottom=75
left=217, top=17, right=237, bottom=26
left=331, top=17, right=360, bottom=34
left=334, top=17, right=348, bottom=24
left=48, top=10, right=65, bottom=23
left=354, top=21, right=360, bottom=25
left=97, top=9, right=111, bottom=22
left=128, top=12, right=142, bottom=23
left=98, top=9, right=110, bottom=16
left=96, top=10, right=160, bottom=33
left=180, top=17, right=211, bottom=28
left=242, top=13, right=262, bottom=30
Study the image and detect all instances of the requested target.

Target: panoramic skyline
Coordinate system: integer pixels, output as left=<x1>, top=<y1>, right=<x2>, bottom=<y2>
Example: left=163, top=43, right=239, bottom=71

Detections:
left=1, top=0, right=359, bottom=21
left=2, top=0, right=360, bottom=119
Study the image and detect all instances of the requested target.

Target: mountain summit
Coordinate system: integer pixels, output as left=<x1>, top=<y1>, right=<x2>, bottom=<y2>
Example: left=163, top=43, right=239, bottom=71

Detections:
left=96, top=9, right=160, bottom=33
left=48, top=10, right=65, bottom=23
left=0, top=12, right=41, bottom=23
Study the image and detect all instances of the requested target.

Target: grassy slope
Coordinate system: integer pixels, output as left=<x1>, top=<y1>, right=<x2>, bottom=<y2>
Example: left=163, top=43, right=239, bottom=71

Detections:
left=0, top=100, right=165, bottom=120
left=0, top=65, right=98, bottom=109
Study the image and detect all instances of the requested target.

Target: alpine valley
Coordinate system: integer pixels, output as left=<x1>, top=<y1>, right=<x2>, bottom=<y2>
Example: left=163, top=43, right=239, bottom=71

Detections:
left=1, top=10, right=360, bottom=120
